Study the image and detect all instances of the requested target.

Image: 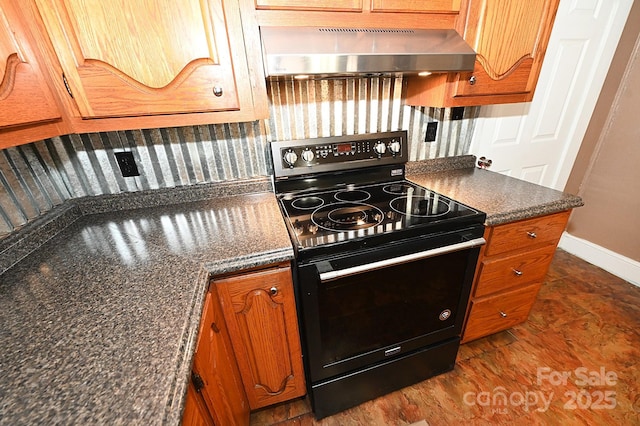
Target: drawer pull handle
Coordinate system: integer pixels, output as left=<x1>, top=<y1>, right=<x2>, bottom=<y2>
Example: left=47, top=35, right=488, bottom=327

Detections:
left=270, top=286, right=278, bottom=296
left=213, top=86, right=223, bottom=97
left=512, top=268, right=523, bottom=276
left=499, top=311, right=508, bottom=318
left=526, top=231, right=537, bottom=239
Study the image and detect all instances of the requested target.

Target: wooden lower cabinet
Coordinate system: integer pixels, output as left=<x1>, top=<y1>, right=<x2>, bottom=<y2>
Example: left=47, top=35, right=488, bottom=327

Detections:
left=215, top=264, right=306, bottom=410
left=462, top=210, right=571, bottom=343
left=185, top=285, right=250, bottom=426
left=464, top=282, right=541, bottom=342
left=182, top=379, right=215, bottom=426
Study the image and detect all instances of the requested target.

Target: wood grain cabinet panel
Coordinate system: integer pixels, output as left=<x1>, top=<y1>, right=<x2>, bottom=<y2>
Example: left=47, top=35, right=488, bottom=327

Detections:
left=182, top=380, right=215, bottom=426
left=464, top=282, right=541, bottom=342
left=371, top=0, right=461, bottom=13
left=406, top=0, right=560, bottom=106
left=474, top=244, right=556, bottom=298
left=253, top=0, right=461, bottom=29
left=0, top=1, right=65, bottom=147
left=256, top=0, right=460, bottom=13
left=484, top=210, right=569, bottom=257
left=462, top=210, right=570, bottom=343
left=216, top=265, right=305, bottom=410
left=190, top=287, right=250, bottom=426
left=255, top=0, right=363, bottom=12
left=34, top=0, right=246, bottom=119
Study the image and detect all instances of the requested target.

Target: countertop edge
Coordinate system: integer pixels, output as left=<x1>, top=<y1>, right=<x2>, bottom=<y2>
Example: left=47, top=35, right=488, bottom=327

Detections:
left=205, top=247, right=295, bottom=277
left=163, top=267, right=212, bottom=425
left=483, top=199, right=584, bottom=226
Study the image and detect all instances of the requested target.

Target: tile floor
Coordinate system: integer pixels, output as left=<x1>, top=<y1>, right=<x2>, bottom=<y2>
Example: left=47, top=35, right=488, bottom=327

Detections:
left=250, top=249, right=640, bottom=425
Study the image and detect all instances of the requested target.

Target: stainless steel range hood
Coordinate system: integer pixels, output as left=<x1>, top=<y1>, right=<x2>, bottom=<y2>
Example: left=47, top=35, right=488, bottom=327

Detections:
left=260, top=26, right=476, bottom=79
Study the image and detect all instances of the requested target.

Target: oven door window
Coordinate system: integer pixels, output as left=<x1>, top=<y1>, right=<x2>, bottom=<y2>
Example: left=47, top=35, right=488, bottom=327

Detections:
left=305, top=247, right=475, bottom=380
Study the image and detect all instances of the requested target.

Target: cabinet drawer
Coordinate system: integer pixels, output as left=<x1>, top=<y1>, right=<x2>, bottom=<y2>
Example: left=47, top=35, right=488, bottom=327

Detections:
left=463, top=283, right=541, bottom=342
left=485, top=211, right=569, bottom=256
left=474, top=244, right=556, bottom=298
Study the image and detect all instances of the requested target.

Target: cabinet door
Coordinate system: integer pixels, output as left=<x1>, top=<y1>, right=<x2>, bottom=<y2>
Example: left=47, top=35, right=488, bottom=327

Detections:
left=0, top=1, right=61, bottom=137
left=193, top=288, right=250, bottom=426
left=182, top=379, right=214, bottom=426
left=34, top=0, right=242, bottom=118
left=452, top=0, right=559, bottom=99
left=371, top=0, right=461, bottom=13
left=255, top=0, right=363, bottom=11
left=216, top=266, right=306, bottom=410
left=405, top=0, right=559, bottom=106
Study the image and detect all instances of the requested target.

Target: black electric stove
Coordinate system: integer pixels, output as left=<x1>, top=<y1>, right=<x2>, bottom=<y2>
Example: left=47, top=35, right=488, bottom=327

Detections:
left=271, top=131, right=486, bottom=419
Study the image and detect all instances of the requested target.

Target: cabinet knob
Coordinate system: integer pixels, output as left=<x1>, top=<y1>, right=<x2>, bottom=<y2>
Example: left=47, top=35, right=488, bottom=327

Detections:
left=469, top=75, right=477, bottom=85
left=526, top=231, right=537, bottom=239
left=499, top=311, right=508, bottom=318
left=512, top=268, right=523, bottom=276
left=270, top=286, right=278, bottom=296
left=213, top=86, right=223, bottom=97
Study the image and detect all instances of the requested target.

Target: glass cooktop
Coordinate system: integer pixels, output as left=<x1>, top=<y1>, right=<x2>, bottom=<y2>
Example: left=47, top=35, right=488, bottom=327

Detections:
left=277, top=179, right=485, bottom=251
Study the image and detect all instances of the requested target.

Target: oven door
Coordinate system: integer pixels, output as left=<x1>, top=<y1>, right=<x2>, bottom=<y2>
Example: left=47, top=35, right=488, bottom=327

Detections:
left=295, top=227, right=484, bottom=383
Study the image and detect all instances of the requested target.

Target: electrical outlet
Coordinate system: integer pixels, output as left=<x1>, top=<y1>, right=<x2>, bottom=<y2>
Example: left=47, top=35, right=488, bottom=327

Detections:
left=451, top=107, right=465, bottom=120
left=425, top=122, right=438, bottom=142
left=115, top=151, right=140, bottom=177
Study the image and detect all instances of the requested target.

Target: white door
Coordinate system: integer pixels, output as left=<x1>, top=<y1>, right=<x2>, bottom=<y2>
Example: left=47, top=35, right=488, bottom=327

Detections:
left=470, top=0, right=633, bottom=190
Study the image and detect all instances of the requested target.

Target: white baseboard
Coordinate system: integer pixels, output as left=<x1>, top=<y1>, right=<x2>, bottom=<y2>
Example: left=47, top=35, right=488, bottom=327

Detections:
left=558, top=232, right=640, bottom=287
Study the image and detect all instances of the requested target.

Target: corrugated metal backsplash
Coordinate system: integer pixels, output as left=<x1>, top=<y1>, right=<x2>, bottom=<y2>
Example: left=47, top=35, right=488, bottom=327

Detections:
left=0, top=76, right=478, bottom=237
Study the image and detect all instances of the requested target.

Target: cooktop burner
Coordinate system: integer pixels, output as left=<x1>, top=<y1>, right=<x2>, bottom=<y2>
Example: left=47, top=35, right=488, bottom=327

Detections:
left=312, top=202, right=384, bottom=231
left=278, top=179, right=483, bottom=251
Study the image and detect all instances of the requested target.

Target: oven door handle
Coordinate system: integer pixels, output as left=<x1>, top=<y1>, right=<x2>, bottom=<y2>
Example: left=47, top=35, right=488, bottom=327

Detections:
left=319, top=237, right=486, bottom=282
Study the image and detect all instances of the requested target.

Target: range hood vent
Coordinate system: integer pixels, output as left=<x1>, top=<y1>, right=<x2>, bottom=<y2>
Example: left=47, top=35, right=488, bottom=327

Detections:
left=260, top=26, right=476, bottom=79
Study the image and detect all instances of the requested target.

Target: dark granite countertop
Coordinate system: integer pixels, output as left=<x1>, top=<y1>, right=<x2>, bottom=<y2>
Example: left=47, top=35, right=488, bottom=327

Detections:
left=0, top=157, right=583, bottom=424
left=406, top=156, right=584, bottom=226
left=0, top=178, right=293, bottom=425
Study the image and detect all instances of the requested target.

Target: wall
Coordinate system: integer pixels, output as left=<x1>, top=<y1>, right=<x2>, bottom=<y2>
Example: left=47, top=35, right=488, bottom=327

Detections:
left=0, top=76, right=479, bottom=237
left=562, top=1, right=640, bottom=272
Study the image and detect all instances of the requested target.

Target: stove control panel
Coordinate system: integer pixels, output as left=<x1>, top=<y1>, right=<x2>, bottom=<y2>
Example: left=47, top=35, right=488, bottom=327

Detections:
left=271, top=131, right=408, bottom=178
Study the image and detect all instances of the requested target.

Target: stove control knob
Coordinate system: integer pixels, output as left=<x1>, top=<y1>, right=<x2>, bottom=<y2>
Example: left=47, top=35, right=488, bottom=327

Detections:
left=283, top=150, right=298, bottom=167
left=301, top=148, right=315, bottom=163
left=374, top=141, right=387, bottom=156
left=389, top=139, right=401, bottom=155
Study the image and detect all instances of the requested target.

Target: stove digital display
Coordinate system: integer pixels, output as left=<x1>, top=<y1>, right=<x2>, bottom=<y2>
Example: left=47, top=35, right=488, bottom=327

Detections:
left=335, top=143, right=353, bottom=153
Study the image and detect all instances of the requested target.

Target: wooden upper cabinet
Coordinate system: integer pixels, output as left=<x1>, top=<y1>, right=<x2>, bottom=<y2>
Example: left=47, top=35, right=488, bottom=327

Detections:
left=255, top=0, right=460, bottom=13
left=0, top=1, right=65, bottom=147
left=253, top=0, right=461, bottom=29
left=255, top=0, right=363, bottom=12
left=370, top=0, right=461, bottom=13
left=406, top=0, right=560, bottom=107
left=34, top=0, right=249, bottom=119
